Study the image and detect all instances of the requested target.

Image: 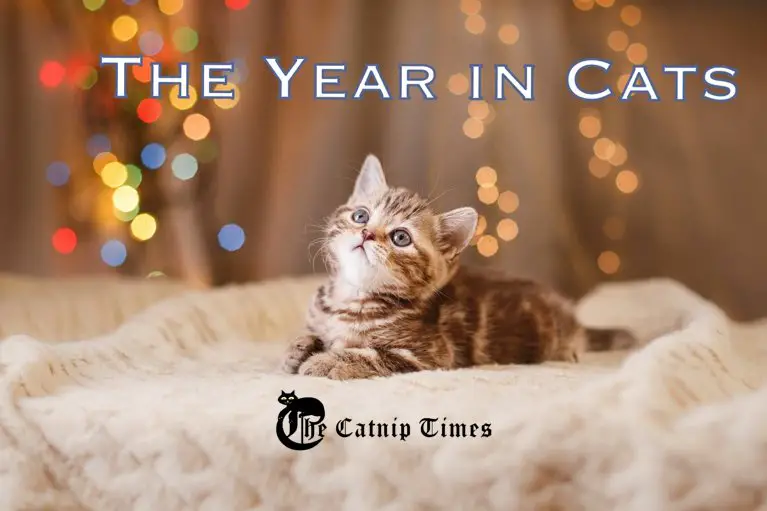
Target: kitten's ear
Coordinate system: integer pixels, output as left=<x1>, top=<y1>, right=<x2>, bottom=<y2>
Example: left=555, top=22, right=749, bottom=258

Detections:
left=438, top=207, right=478, bottom=254
left=350, top=154, right=387, bottom=203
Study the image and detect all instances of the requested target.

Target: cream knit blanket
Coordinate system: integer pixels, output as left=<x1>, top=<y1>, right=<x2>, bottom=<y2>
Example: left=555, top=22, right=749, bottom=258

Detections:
left=1, top=274, right=767, bottom=511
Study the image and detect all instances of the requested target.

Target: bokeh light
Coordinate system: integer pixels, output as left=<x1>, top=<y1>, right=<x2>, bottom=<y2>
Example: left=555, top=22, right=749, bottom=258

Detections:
left=573, top=0, right=595, bottom=11
left=86, top=134, right=111, bottom=157
left=465, top=14, right=486, bottom=35
left=130, top=213, right=157, bottom=241
left=225, top=0, right=251, bottom=10
left=447, top=73, right=469, bottom=95
left=124, top=164, right=143, bottom=188
left=52, top=228, right=77, bottom=254
left=609, top=143, right=628, bottom=166
left=218, top=223, right=246, bottom=251
left=183, top=113, right=211, bottom=140
left=46, top=162, right=70, bottom=187
left=498, top=24, right=520, bottom=45
left=596, top=0, right=615, bottom=7
left=101, top=240, right=127, bottom=267
left=112, top=186, right=140, bottom=212
left=496, top=219, right=519, bottom=241
left=460, top=0, right=481, bottom=15
left=112, top=15, right=138, bottom=42
left=213, top=84, right=240, bottom=109
left=141, top=143, right=166, bottom=169
left=173, top=27, right=198, bottom=53
left=477, top=235, right=499, bottom=257
left=597, top=250, right=621, bottom=274
left=475, top=215, right=487, bottom=236
left=593, top=138, right=617, bottom=161
left=158, top=0, right=184, bottom=15
left=463, top=118, right=484, bottom=139
left=230, top=58, right=249, bottom=84
left=123, top=0, right=141, bottom=5
left=626, top=43, right=648, bottom=65
left=475, top=166, right=497, bottom=188
left=607, top=30, right=629, bottom=52
left=132, top=57, right=154, bottom=83
left=579, top=116, right=602, bottom=138
left=498, top=191, right=519, bottom=213
left=171, top=153, right=199, bottom=180
left=468, top=101, right=490, bottom=121
left=101, top=161, right=128, bottom=188
left=93, top=152, right=118, bottom=174
left=478, top=186, right=499, bottom=205
left=137, top=98, right=162, bottom=123
left=139, top=31, right=164, bottom=56
left=39, top=61, right=66, bottom=88
left=621, top=5, right=642, bottom=26
left=615, top=170, right=639, bottom=194
left=78, top=67, right=99, bottom=90
left=83, top=0, right=106, bottom=11
left=170, top=85, right=197, bottom=110
left=588, top=156, right=612, bottom=178
left=114, top=206, right=140, bottom=223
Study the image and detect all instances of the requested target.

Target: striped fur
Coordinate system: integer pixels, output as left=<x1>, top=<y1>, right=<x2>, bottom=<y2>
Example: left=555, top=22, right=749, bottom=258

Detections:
left=281, top=155, right=635, bottom=379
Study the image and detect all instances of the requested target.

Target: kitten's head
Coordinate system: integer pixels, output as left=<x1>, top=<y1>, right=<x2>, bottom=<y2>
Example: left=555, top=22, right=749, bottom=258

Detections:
left=278, top=390, right=297, bottom=404
left=323, top=155, right=477, bottom=300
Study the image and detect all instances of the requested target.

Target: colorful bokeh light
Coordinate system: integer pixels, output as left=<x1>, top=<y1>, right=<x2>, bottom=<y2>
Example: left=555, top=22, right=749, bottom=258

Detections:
left=83, top=0, right=106, bottom=11
left=52, top=228, right=78, bottom=255
left=218, top=223, right=245, bottom=251
left=173, top=27, right=198, bottom=53
left=171, top=153, right=199, bottom=180
left=132, top=57, right=154, bottom=83
left=141, top=143, right=167, bottom=169
left=139, top=31, right=164, bottom=56
left=93, top=152, right=118, bottom=174
left=225, top=0, right=251, bottom=10
left=183, top=113, right=211, bottom=140
left=101, top=161, right=128, bottom=188
left=137, top=98, right=162, bottom=123
left=46, top=162, right=70, bottom=187
left=101, top=240, right=127, bottom=267
left=112, top=15, right=139, bottom=42
left=39, top=61, right=66, bottom=88
left=86, top=134, right=111, bottom=157
left=130, top=213, right=158, bottom=241
left=113, top=186, right=140, bottom=212
left=170, top=85, right=197, bottom=110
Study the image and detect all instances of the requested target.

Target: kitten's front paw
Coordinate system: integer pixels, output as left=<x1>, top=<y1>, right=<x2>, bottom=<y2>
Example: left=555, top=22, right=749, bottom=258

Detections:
left=298, top=352, right=338, bottom=378
left=281, top=335, right=324, bottom=374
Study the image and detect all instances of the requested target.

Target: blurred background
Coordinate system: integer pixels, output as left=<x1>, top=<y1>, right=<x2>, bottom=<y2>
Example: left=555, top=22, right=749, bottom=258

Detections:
left=1, top=0, right=765, bottom=320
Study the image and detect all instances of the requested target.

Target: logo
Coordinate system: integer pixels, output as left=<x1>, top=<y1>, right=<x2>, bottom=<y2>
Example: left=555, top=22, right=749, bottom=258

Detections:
left=276, top=390, right=327, bottom=451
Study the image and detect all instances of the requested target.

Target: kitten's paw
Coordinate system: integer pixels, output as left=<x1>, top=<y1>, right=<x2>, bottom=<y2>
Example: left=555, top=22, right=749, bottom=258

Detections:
left=281, top=335, right=324, bottom=374
left=298, top=352, right=338, bottom=378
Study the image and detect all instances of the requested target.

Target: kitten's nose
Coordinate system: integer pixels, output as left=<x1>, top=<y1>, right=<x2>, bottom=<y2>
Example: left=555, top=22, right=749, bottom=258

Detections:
left=361, top=229, right=375, bottom=243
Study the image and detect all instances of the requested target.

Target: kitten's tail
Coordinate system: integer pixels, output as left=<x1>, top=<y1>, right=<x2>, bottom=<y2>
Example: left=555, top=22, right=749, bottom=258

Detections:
left=585, top=327, right=638, bottom=352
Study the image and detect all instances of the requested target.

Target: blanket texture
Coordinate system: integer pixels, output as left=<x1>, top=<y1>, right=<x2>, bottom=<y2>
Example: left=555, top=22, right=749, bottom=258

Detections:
left=1, top=274, right=767, bottom=511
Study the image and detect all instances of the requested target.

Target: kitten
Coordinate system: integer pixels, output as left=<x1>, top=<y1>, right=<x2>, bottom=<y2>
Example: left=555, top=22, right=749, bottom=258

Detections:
left=281, top=155, right=635, bottom=380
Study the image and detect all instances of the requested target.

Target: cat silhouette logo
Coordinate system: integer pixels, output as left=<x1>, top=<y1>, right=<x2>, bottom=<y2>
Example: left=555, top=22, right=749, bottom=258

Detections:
left=276, top=391, right=327, bottom=450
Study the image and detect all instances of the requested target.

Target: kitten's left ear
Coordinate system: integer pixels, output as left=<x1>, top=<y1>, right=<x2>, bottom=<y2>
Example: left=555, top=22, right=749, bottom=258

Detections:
left=438, top=207, right=478, bottom=254
left=349, top=154, right=387, bottom=203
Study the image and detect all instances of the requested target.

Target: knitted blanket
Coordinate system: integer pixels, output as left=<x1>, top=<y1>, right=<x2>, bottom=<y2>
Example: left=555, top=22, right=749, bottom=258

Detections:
left=1, top=274, right=766, bottom=511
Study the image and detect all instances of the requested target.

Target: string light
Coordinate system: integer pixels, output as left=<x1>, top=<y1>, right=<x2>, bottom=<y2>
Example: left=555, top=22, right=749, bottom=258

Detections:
left=447, top=74, right=469, bottom=95
left=183, top=113, right=211, bottom=140
left=130, top=213, right=158, bottom=241
left=218, top=223, right=246, bottom=251
left=112, top=15, right=139, bottom=42
left=498, top=24, right=520, bottom=45
left=52, top=228, right=77, bottom=254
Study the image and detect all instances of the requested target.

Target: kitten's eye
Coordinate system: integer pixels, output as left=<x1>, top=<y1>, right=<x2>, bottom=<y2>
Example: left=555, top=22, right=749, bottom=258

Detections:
left=390, top=229, right=412, bottom=247
left=351, top=208, right=369, bottom=224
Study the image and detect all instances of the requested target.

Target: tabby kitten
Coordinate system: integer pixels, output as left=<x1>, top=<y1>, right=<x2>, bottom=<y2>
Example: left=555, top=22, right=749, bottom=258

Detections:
left=281, top=155, right=635, bottom=380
